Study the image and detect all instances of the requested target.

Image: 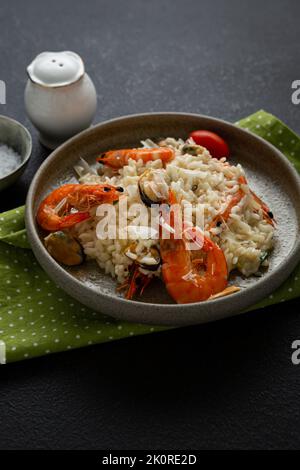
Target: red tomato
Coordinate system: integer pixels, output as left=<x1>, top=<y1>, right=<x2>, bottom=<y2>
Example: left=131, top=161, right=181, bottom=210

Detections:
left=189, top=130, right=229, bottom=159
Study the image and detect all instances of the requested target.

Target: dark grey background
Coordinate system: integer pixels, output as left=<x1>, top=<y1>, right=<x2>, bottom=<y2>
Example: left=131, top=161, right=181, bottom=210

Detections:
left=0, top=0, right=300, bottom=450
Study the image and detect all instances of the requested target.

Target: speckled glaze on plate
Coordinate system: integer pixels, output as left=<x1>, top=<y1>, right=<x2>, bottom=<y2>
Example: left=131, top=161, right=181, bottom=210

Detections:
left=25, top=113, right=300, bottom=326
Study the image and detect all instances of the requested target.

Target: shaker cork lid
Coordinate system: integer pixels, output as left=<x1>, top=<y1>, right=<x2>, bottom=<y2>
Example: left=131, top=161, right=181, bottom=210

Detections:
left=27, top=51, right=85, bottom=87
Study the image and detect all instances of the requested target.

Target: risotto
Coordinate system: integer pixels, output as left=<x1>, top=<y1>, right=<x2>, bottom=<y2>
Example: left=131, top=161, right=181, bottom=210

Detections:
left=36, top=132, right=275, bottom=304
left=73, top=137, right=274, bottom=288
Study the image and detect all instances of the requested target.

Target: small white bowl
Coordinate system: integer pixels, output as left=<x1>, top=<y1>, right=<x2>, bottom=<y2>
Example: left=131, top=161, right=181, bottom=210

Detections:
left=0, top=115, right=32, bottom=191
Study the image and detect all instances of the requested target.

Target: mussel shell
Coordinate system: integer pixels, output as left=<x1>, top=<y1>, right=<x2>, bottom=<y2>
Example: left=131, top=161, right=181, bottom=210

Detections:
left=138, top=169, right=169, bottom=207
left=182, top=143, right=203, bottom=156
left=44, top=231, right=85, bottom=266
left=139, top=249, right=161, bottom=271
left=125, top=244, right=161, bottom=271
left=139, top=187, right=155, bottom=207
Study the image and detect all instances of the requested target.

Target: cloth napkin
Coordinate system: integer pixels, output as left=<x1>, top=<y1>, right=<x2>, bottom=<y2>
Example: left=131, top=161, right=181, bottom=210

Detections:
left=1, top=110, right=300, bottom=364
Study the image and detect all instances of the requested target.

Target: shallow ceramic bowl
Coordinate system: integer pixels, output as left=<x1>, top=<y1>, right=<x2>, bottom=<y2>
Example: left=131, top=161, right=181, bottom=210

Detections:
left=0, top=115, right=32, bottom=191
left=25, top=113, right=300, bottom=326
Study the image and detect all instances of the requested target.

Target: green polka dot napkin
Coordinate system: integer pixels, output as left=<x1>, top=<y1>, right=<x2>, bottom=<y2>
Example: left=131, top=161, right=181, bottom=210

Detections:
left=0, top=110, right=300, bottom=364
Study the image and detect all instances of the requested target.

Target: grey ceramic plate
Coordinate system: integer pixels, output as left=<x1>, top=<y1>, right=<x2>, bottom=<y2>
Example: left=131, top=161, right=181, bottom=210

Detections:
left=25, top=113, right=300, bottom=326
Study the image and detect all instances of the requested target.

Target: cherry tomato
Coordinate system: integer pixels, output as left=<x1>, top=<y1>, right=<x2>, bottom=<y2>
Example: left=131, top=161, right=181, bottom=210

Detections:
left=189, top=130, right=230, bottom=159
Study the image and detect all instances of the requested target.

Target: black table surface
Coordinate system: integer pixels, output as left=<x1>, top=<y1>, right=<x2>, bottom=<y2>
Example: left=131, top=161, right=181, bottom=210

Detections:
left=1, top=0, right=300, bottom=450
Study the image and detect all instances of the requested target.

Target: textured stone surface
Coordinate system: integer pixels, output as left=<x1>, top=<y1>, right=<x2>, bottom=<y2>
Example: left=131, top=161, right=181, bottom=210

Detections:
left=0, top=0, right=300, bottom=450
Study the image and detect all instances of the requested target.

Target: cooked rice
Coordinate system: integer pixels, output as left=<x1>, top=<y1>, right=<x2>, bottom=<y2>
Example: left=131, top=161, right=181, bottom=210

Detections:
left=74, top=138, right=275, bottom=284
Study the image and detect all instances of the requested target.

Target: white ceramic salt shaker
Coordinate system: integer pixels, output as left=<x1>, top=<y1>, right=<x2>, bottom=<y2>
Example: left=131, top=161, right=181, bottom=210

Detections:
left=24, top=51, right=97, bottom=149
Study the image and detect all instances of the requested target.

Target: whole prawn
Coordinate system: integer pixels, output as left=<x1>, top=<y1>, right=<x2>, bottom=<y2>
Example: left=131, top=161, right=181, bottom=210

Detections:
left=37, top=183, right=123, bottom=232
left=97, top=147, right=175, bottom=169
left=160, top=191, right=228, bottom=304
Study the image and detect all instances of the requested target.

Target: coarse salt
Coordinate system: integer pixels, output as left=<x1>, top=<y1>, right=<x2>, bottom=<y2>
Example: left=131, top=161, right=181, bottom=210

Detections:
left=0, top=144, right=22, bottom=177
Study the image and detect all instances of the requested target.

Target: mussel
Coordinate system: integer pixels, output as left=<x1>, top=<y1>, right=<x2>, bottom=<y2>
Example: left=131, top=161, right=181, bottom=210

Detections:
left=125, top=243, right=161, bottom=271
left=138, top=169, right=170, bottom=207
left=181, top=143, right=204, bottom=156
left=44, top=231, right=85, bottom=266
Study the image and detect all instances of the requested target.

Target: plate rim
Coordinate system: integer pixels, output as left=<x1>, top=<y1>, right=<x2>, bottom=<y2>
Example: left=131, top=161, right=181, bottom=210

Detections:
left=25, top=112, right=300, bottom=325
